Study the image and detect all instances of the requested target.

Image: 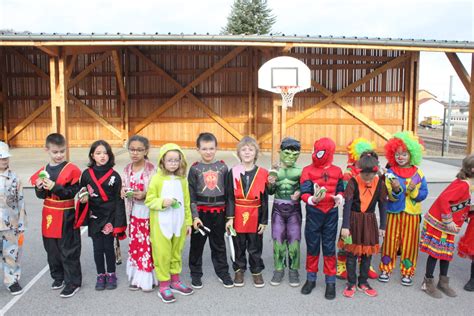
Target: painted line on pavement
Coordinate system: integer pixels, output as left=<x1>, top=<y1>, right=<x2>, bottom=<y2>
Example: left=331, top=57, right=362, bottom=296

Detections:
left=0, top=227, right=88, bottom=316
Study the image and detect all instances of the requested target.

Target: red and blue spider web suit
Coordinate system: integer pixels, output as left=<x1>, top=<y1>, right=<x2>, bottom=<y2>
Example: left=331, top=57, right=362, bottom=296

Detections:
left=300, top=138, right=344, bottom=296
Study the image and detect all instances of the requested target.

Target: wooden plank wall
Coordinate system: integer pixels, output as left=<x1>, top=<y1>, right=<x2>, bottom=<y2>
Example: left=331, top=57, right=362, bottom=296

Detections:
left=2, top=45, right=410, bottom=152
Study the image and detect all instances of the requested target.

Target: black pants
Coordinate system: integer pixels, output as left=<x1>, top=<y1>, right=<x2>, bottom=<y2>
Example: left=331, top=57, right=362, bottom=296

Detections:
left=346, top=253, right=371, bottom=286
left=189, top=211, right=229, bottom=278
left=42, top=210, right=82, bottom=287
left=233, top=232, right=264, bottom=274
left=425, top=255, right=450, bottom=278
left=92, top=233, right=115, bottom=274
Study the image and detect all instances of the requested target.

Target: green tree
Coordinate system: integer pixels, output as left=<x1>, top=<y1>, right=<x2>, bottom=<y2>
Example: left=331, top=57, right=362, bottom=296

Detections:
left=222, top=0, right=276, bottom=35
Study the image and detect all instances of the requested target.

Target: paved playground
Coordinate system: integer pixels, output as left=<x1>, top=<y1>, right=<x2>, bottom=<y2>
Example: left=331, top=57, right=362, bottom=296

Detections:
left=0, top=148, right=471, bottom=315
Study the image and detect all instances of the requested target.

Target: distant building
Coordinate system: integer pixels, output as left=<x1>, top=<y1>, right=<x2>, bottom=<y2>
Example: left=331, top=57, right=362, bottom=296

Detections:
left=418, top=90, right=445, bottom=123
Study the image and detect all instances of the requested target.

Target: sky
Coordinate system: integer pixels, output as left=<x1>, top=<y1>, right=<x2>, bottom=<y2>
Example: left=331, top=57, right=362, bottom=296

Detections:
left=1, top=0, right=473, bottom=101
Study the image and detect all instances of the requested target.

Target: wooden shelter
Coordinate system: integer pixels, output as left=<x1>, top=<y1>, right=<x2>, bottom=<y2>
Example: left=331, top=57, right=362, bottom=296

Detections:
left=1, top=33, right=473, bottom=160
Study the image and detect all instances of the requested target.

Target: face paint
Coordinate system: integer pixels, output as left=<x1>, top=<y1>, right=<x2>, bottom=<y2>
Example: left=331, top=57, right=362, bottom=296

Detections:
left=394, top=147, right=410, bottom=167
left=280, top=149, right=300, bottom=167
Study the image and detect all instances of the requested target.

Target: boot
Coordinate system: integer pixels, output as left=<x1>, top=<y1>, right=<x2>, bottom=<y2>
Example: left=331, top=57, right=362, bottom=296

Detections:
left=464, top=278, right=474, bottom=292
left=421, top=277, right=442, bottom=299
left=437, top=275, right=457, bottom=297
left=301, top=280, right=316, bottom=295
left=325, top=283, right=336, bottom=300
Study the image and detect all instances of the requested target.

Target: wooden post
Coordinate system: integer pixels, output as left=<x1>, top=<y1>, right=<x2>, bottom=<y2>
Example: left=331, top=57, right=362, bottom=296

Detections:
left=57, top=49, right=69, bottom=160
left=411, top=52, right=420, bottom=134
left=49, top=56, right=58, bottom=133
left=253, top=48, right=259, bottom=138
left=248, top=48, right=253, bottom=136
left=124, top=49, right=130, bottom=140
left=271, top=97, right=280, bottom=165
left=1, top=48, right=7, bottom=143
left=467, top=53, right=474, bottom=154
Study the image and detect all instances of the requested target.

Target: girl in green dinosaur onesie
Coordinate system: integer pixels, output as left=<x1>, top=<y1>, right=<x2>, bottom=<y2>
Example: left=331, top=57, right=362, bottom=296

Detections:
left=145, top=143, right=193, bottom=303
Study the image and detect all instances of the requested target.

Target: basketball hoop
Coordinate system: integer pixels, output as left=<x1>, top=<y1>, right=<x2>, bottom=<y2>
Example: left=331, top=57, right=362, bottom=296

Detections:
left=277, top=86, right=299, bottom=108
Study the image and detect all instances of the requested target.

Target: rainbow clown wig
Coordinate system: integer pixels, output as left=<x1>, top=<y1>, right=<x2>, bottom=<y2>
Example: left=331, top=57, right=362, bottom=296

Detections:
left=385, top=131, right=424, bottom=167
left=347, top=138, right=376, bottom=163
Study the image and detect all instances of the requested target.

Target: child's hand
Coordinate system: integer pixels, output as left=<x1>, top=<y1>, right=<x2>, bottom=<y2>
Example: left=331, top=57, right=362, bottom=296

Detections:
left=102, top=223, right=113, bottom=235
left=379, top=229, right=385, bottom=238
left=333, top=194, right=344, bottom=208
left=35, top=178, right=44, bottom=189
left=267, top=175, right=277, bottom=185
left=120, top=187, right=126, bottom=199
left=43, top=178, right=55, bottom=191
left=225, top=218, right=234, bottom=233
left=257, top=224, right=266, bottom=235
left=80, top=195, right=89, bottom=204
left=162, top=198, right=174, bottom=208
left=186, top=226, right=192, bottom=236
left=445, top=222, right=459, bottom=233
left=391, top=178, right=401, bottom=192
left=133, top=191, right=146, bottom=200
left=340, top=228, right=350, bottom=239
left=193, top=217, right=203, bottom=230
left=311, top=195, right=324, bottom=205
left=407, top=182, right=416, bottom=191
left=291, top=190, right=301, bottom=201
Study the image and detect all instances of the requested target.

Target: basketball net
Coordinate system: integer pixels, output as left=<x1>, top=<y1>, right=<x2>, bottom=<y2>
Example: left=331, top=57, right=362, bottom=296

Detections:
left=278, top=86, right=299, bottom=108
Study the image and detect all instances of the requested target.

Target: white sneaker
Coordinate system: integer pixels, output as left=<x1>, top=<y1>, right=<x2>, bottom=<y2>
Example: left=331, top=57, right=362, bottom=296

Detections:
left=401, top=275, right=413, bottom=286
left=378, top=272, right=390, bottom=283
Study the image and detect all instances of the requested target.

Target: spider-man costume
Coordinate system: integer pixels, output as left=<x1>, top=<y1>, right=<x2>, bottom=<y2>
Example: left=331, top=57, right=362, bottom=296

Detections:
left=300, top=138, right=344, bottom=292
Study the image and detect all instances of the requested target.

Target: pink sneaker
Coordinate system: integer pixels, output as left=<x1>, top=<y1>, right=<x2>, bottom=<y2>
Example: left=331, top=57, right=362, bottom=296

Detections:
left=358, top=283, right=378, bottom=297
left=343, top=284, right=356, bottom=298
left=158, top=287, right=176, bottom=303
left=171, top=281, right=194, bottom=296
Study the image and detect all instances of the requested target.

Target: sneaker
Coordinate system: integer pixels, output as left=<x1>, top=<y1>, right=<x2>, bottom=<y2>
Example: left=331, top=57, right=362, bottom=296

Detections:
left=401, top=275, right=413, bottom=286
left=191, top=276, right=203, bottom=289
left=378, top=271, right=390, bottom=283
left=289, top=269, right=300, bottom=287
left=106, top=273, right=117, bottom=290
left=343, top=284, right=356, bottom=298
left=128, top=283, right=139, bottom=291
left=158, top=287, right=176, bottom=303
left=252, top=273, right=265, bottom=288
left=170, top=281, right=194, bottom=295
left=95, top=274, right=106, bottom=291
left=234, top=270, right=245, bottom=287
left=218, top=275, right=235, bottom=288
left=270, top=270, right=284, bottom=286
left=8, top=282, right=23, bottom=296
left=60, top=284, right=80, bottom=298
left=358, top=283, right=378, bottom=297
left=51, top=280, right=65, bottom=290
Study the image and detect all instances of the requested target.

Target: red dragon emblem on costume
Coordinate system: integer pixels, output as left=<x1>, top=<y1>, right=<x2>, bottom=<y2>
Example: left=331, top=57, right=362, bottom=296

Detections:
left=202, top=169, right=219, bottom=191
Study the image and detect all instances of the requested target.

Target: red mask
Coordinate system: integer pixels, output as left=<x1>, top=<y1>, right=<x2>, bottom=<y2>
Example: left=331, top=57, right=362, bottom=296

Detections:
left=312, top=137, right=335, bottom=168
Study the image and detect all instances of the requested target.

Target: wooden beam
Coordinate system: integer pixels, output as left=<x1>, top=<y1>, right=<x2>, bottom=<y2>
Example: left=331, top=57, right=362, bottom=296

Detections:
left=258, top=53, right=410, bottom=143
left=313, top=81, right=392, bottom=140
left=446, top=52, right=471, bottom=93
left=130, top=46, right=245, bottom=138
left=37, top=46, right=59, bottom=57
left=111, top=50, right=127, bottom=103
left=69, top=94, right=122, bottom=138
left=49, top=57, right=58, bottom=133
left=68, top=51, right=112, bottom=88
left=65, top=54, right=77, bottom=82
left=8, top=101, right=51, bottom=140
left=58, top=50, right=68, bottom=144
left=1, top=48, right=7, bottom=142
left=411, top=52, right=420, bottom=133
left=64, top=46, right=115, bottom=56
left=282, top=43, right=294, bottom=53
left=8, top=47, right=49, bottom=80
left=467, top=53, right=474, bottom=153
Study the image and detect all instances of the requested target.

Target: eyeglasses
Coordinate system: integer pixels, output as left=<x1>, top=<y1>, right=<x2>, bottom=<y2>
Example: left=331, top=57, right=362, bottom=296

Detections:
left=128, top=148, right=146, bottom=153
left=164, top=159, right=181, bottom=164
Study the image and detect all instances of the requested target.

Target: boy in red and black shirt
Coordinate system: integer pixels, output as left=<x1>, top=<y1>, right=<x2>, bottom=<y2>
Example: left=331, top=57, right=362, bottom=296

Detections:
left=31, top=133, right=82, bottom=298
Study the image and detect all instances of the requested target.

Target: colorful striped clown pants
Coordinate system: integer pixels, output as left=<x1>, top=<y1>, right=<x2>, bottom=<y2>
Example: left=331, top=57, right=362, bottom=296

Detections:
left=379, top=212, right=420, bottom=277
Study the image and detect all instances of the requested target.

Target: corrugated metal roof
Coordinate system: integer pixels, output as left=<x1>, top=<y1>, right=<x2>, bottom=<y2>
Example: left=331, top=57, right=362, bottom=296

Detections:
left=1, top=32, right=473, bottom=51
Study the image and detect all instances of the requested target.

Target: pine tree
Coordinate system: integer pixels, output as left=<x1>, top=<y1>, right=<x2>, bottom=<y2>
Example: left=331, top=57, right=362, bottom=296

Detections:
left=222, top=0, right=276, bottom=35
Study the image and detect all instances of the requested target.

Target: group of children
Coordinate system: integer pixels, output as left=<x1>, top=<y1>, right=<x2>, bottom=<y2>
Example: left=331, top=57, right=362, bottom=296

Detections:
left=0, top=130, right=473, bottom=304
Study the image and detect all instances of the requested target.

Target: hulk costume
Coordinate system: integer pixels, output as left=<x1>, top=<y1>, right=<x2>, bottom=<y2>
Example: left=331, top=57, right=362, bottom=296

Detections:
left=268, top=138, right=302, bottom=286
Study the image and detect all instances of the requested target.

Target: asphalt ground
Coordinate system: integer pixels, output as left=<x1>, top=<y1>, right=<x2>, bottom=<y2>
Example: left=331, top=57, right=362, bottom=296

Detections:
left=0, top=183, right=472, bottom=316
